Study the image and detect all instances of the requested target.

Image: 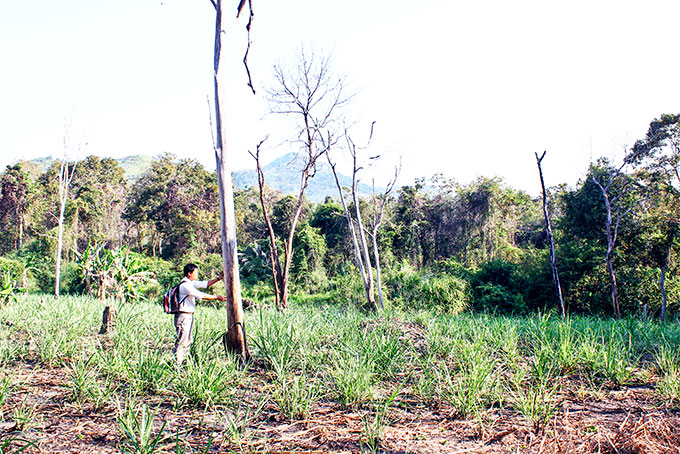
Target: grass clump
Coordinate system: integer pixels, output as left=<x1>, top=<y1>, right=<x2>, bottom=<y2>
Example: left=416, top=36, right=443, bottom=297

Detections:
left=117, top=400, right=166, bottom=454
left=271, top=366, right=320, bottom=419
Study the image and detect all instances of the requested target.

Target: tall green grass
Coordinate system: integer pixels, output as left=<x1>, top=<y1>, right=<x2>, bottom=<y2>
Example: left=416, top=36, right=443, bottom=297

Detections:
left=2, top=293, right=680, bottom=445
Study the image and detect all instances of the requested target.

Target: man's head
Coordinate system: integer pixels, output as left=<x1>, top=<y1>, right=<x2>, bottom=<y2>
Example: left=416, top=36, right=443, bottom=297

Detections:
left=183, top=263, right=199, bottom=280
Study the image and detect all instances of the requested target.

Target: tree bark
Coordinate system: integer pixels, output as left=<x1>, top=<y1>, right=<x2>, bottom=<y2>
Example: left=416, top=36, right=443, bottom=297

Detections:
left=535, top=151, right=566, bottom=317
left=55, top=160, right=75, bottom=299
left=213, top=0, right=249, bottom=362
left=371, top=226, right=384, bottom=310
left=352, top=162, right=376, bottom=309
left=327, top=132, right=397, bottom=311
left=250, top=141, right=285, bottom=309
left=99, top=305, right=115, bottom=334
left=593, top=174, right=622, bottom=318
left=279, top=164, right=314, bottom=309
left=327, top=155, right=369, bottom=293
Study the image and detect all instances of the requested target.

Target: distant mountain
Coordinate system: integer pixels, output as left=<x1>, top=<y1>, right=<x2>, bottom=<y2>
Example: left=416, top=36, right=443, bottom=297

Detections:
left=233, top=153, right=381, bottom=203
left=29, top=157, right=57, bottom=173
left=26, top=153, right=381, bottom=203
left=116, top=155, right=153, bottom=181
left=27, top=155, right=153, bottom=181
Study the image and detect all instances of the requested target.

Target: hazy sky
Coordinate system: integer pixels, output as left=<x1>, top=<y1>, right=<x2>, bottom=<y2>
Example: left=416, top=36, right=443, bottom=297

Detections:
left=2, top=0, right=679, bottom=195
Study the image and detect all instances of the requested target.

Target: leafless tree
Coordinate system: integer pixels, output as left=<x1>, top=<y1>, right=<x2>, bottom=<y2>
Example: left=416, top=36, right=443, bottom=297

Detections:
left=591, top=161, right=635, bottom=318
left=327, top=125, right=399, bottom=311
left=370, top=169, right=399, bottom=309
left=54, top=154, right=76, bottom=299
left=208, top=0, right=256, bottom=361
left=255, top=48, right=350, bottom=310
left=535, top=151, right=566, bottom=318
left=247, top=136, right=286, bottom=305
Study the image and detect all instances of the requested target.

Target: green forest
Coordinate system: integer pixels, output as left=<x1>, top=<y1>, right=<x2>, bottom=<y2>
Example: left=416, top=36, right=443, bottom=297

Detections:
left=2, top=114, right=680, bottom=319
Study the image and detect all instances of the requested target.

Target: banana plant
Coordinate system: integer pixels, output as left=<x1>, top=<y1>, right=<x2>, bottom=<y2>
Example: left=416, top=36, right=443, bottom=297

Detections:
left=77, top=242, right=153, bottom=303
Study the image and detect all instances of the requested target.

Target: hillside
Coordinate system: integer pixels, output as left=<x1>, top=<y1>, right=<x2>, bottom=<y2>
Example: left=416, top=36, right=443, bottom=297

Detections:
left=115, top=155, right=154, bottom=181
left=27, top=155, right=153, bottom=182
left=234, top=152, right=381, bottom=203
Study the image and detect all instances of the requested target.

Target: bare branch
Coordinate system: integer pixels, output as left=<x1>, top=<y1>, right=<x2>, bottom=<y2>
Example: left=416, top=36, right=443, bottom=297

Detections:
left=241, top=0, right=256, bottom=95
left=368, top=121, right=376, bottom=145
left=35, top=231, right=58, bottom=241
left=535, top=150, right=547, bottom=163
left=236, top=0, right=246, bottom=17
left=206, top=95, right=218, bottom=153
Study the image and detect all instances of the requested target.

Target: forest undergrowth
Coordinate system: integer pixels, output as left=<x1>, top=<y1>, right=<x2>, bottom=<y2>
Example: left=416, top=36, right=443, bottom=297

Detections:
left=1, top=294, right=680, bottom=453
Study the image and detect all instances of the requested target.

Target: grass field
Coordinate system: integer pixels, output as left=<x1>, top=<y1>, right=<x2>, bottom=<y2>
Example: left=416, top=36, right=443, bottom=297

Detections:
left=1, top=294, right=679, bottom=453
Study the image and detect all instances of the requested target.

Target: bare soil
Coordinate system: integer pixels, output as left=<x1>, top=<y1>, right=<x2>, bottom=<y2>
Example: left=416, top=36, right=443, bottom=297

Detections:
left=2, top=360, right=680, bottom=454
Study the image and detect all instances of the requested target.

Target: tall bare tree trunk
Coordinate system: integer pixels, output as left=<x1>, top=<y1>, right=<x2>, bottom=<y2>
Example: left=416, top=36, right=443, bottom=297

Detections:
left=371, top=227, right=384, bottom=310
left=264, top=49, right=349, bottom=310
left=604, top=241, right=620, bottom=317
left=55, top=159, right=75, bottom=299
left=370, top=173, right=398, bottom=311
left=535, top=151, right=566, bottom=317
left=327, top=155, right=369, bottom=292
left=353, top=172, right=376, bottom=308
left=213, top=0, right=249, bottom=362
left=328, top=154, right=374, bottom=308
left=250, top=140, right=285, bottom=309
left=592, top=170, right=626, bottom=318
left=327, top=130, right=398, bottom=311
left=250, top=142, right=314, bottom=311
left=18, top=215, right=23, bottom=250
left=279, top=167, right=312, bottom=309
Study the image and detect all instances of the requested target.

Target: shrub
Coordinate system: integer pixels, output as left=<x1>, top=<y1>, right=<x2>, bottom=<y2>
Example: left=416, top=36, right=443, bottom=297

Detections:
left=327, top=267, right=368, bottom=308
left=471, top=260, right=528, bottom=314
left=292, top=223, right=329, bottom=294
left=386, top=262, right=469, bottom=314
left=417, top=275, right=469, bottom=314
left=59, top=261, right=87, bottom=295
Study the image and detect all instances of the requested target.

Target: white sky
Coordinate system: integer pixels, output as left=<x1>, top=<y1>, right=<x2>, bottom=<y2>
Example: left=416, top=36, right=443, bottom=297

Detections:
left=1, top=0, right=679, bottom=195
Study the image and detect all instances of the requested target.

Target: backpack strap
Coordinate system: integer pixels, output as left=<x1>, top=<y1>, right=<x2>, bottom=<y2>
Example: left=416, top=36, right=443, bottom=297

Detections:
left=176, top=282, right=189, bottom=310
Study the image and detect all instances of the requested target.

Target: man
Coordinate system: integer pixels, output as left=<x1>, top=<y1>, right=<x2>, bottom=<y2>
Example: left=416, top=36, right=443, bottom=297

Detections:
left=174, top=263, right=226, bottom=365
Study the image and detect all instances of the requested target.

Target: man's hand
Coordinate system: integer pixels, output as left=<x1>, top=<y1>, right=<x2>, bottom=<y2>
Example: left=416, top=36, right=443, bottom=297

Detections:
left=216, top=295, right=227, bottom=302
left=208, top=273, right=225, bottom=288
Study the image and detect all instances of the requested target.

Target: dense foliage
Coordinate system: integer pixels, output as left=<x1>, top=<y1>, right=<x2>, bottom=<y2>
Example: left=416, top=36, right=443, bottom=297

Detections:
left=2, top=115, right=680, bottom=319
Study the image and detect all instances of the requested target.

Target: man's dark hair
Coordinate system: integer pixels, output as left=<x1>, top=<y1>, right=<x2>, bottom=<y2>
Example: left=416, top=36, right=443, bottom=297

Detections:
left=183, top=263, right=198, bottom=277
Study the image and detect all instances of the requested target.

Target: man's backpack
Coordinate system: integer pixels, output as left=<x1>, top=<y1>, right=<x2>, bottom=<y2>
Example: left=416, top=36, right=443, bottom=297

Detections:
left=162, top=284, right=186, bottom=314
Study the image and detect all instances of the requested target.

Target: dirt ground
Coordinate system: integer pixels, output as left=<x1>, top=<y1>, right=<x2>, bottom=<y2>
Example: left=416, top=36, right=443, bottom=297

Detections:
left=2, top=361, right=680, bottom=454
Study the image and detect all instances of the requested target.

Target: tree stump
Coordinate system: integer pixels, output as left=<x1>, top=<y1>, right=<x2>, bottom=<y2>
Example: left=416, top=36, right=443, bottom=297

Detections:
left=99, top=305, right=115, bottom=334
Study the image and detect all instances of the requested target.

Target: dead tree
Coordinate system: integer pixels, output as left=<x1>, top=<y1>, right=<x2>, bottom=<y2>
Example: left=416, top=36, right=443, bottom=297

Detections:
left=535, top=151, right=566, bottom=318
left=370, top=169, right=399, bottom=310
left=258, top=48, right=350, bottom=310
left=54, top=154, right=76, bottom=299
left=248, top=137, right=286, bottom=306
left=591, top=161, right=634, bottom=318
left=209, top=0, right=256, bottom=361
left=327, top=125, right=398, bottom=311
left=326, top=152, right=370, bottom=306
